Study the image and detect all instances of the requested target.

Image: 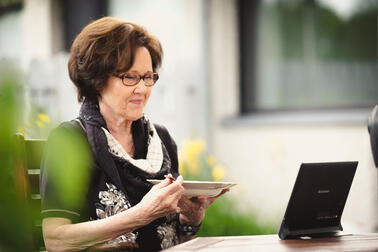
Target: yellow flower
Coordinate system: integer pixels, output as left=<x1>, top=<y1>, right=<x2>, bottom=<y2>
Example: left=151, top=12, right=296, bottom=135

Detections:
left=183, top=139, right=205, bottom=176
left=17, top=127, right=24, bottom=134
left=38, top=113, right=51, bottom=123
left=212, top=164, right=226, bottom=181
left=178, top=152, right=186, bottom=176
left=206, top=155, right=217, bottom=167
left=183, top=139, right=205, bottom=163
left=36, top=120, right=45, bottom=128
left=190, top=162, right=200, bottom=176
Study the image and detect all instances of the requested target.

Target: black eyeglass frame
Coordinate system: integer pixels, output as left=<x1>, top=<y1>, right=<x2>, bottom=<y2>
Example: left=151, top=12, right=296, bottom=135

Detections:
left=116, top=72, right=159, bottom=87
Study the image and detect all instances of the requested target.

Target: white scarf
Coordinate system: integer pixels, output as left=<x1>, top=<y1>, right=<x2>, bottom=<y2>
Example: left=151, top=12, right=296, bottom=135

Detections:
left=102, top=119, right=164, bottom=174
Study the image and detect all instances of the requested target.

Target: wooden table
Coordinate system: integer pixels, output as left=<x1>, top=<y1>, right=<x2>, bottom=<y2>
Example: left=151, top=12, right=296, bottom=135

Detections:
left=163, top=233, right=378, bottom=252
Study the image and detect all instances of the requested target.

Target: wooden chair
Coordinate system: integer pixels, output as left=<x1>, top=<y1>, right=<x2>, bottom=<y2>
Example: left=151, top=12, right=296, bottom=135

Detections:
left=13, top=133, right=46, bottom=251
left=13, top=133, right=136, bottom=251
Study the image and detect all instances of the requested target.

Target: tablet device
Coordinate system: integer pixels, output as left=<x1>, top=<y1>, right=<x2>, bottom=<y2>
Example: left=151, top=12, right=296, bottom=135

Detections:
left=278, top=161, right=357, bottom=239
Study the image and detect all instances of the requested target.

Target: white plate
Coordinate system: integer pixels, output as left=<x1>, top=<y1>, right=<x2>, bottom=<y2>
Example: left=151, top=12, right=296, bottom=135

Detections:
left=147, top=179, right=236, bottom=197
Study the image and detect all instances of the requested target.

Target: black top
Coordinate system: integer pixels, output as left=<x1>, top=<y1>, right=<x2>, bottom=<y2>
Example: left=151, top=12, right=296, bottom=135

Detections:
left=40, top=101, right=181, bottom=251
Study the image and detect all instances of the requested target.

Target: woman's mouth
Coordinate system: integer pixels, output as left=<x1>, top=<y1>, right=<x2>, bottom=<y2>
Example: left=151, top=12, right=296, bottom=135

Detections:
left=129, top=99, right=143, bottom=105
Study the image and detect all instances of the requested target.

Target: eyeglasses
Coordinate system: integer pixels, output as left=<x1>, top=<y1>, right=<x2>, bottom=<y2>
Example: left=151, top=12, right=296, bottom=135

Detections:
left=116, top=72, right=159, bottom=86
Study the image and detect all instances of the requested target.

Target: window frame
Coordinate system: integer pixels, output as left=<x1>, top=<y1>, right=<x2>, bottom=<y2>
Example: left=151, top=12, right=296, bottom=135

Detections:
left=238, top=0, right=378, bottom=119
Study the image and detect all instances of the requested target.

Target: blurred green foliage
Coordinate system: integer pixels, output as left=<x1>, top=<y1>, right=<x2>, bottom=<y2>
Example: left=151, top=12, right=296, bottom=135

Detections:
left=179, top=139, right=277, bottom=236
left=0, top=64, right=92, bottom=251
left=198, top=196, right=277, bottom=237
left=46, top=125, right=92, bottom=210
left=0, top=0, right=21, bottom=8
left=0, top=66, right=29, bottom=251
left=263, top=0, right=376, bottom=60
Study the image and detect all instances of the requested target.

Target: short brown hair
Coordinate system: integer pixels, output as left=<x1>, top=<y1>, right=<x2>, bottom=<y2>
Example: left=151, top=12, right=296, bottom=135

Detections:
left=68, top=17, right=163, bottom=102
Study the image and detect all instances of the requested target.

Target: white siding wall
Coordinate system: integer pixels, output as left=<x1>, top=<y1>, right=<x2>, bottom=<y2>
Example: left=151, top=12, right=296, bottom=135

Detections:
left=0, top=0, right=80, bottom=124
left=0, top=10, right=24, bottom=65
left=209, top=0, right=377, bottom=232
left=108, top=0, right=210, bottom=144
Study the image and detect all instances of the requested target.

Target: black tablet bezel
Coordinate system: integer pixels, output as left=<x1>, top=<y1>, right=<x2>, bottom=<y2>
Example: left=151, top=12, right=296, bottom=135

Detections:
left=278, top=161, right=358, bottom=239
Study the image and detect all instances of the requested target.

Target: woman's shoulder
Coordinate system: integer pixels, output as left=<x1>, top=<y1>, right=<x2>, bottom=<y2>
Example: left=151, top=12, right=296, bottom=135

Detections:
left=153, top=123, right=178, bottom=169
left=153, top=123, right=171, bottom=139
left=59, top=118, right=85, bottom=133
left=46, top=119, right=87, bottom=147
left=50, top=118, right=85, bottom=136
left=153, top=123, right=177, bottom=148
left=153, top=123, right=168, bottom=135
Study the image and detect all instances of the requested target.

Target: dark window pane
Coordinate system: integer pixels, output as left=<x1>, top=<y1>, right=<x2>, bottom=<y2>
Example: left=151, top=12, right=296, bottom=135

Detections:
left=240, top=0, right=378, bottom=112
left=62, top=0, right=107, bottom=51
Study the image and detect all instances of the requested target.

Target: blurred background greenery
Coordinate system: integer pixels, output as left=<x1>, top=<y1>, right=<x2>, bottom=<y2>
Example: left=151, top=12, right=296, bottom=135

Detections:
left=179, top=140, right=277, bottom=236
left=0, top=66, right=29, bottom=251
left=0, top=63, right=92, bottom=251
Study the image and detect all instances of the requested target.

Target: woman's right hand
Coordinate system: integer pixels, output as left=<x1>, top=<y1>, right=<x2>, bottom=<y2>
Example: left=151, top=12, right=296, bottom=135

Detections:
left=137, top=175, right=184, bottom=222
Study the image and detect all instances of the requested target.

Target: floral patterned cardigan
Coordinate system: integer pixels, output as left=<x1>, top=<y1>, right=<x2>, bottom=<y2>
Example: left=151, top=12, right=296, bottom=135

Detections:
left=40, top=115, right=182, bottom=251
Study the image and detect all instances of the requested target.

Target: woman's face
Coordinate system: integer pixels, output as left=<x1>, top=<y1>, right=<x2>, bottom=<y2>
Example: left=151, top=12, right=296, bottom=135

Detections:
left=99, top=46, right=154, bottom=121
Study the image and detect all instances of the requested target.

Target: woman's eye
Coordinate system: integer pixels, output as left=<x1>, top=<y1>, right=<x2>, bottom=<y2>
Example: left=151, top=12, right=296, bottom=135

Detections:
left=125, top=75, right=135, bottom=79
left=144, top=75, right=153, bottom=80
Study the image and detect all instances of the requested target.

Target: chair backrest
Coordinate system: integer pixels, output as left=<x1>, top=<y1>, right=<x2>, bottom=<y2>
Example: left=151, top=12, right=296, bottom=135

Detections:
left=14, top=133, right=46, bottom=251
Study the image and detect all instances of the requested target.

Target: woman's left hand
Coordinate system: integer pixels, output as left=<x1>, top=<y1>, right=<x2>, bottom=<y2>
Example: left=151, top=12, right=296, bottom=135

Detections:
left=177, top=189, right=229, bottom=226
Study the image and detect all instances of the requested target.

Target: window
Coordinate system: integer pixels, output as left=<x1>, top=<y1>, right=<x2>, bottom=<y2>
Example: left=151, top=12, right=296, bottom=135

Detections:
left=0, top=0, right=22, bottom=16
left=62, top=0, right=107, bottom=51
left=239, top=0, right=377, bottom=113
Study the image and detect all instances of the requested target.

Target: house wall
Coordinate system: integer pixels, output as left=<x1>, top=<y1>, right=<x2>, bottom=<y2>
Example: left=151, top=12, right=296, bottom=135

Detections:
left=108, top=0, right=210, bottom=144
left=208, top=0, right=377, bottom=231
left=0, top=0, right=376, bottom=232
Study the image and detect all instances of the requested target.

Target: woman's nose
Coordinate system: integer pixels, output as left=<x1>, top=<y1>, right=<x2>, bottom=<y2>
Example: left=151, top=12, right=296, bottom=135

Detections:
left=133, top=79, right=147, bottom=93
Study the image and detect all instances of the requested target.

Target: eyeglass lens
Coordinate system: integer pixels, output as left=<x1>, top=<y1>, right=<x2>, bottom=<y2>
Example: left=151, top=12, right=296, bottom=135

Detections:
left=122, top=72, right=159, bottom=86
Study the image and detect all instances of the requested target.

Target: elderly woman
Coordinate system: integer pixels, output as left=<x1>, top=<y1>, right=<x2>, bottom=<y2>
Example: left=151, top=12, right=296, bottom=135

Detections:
left=40, top=17, right=227, bottom=251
